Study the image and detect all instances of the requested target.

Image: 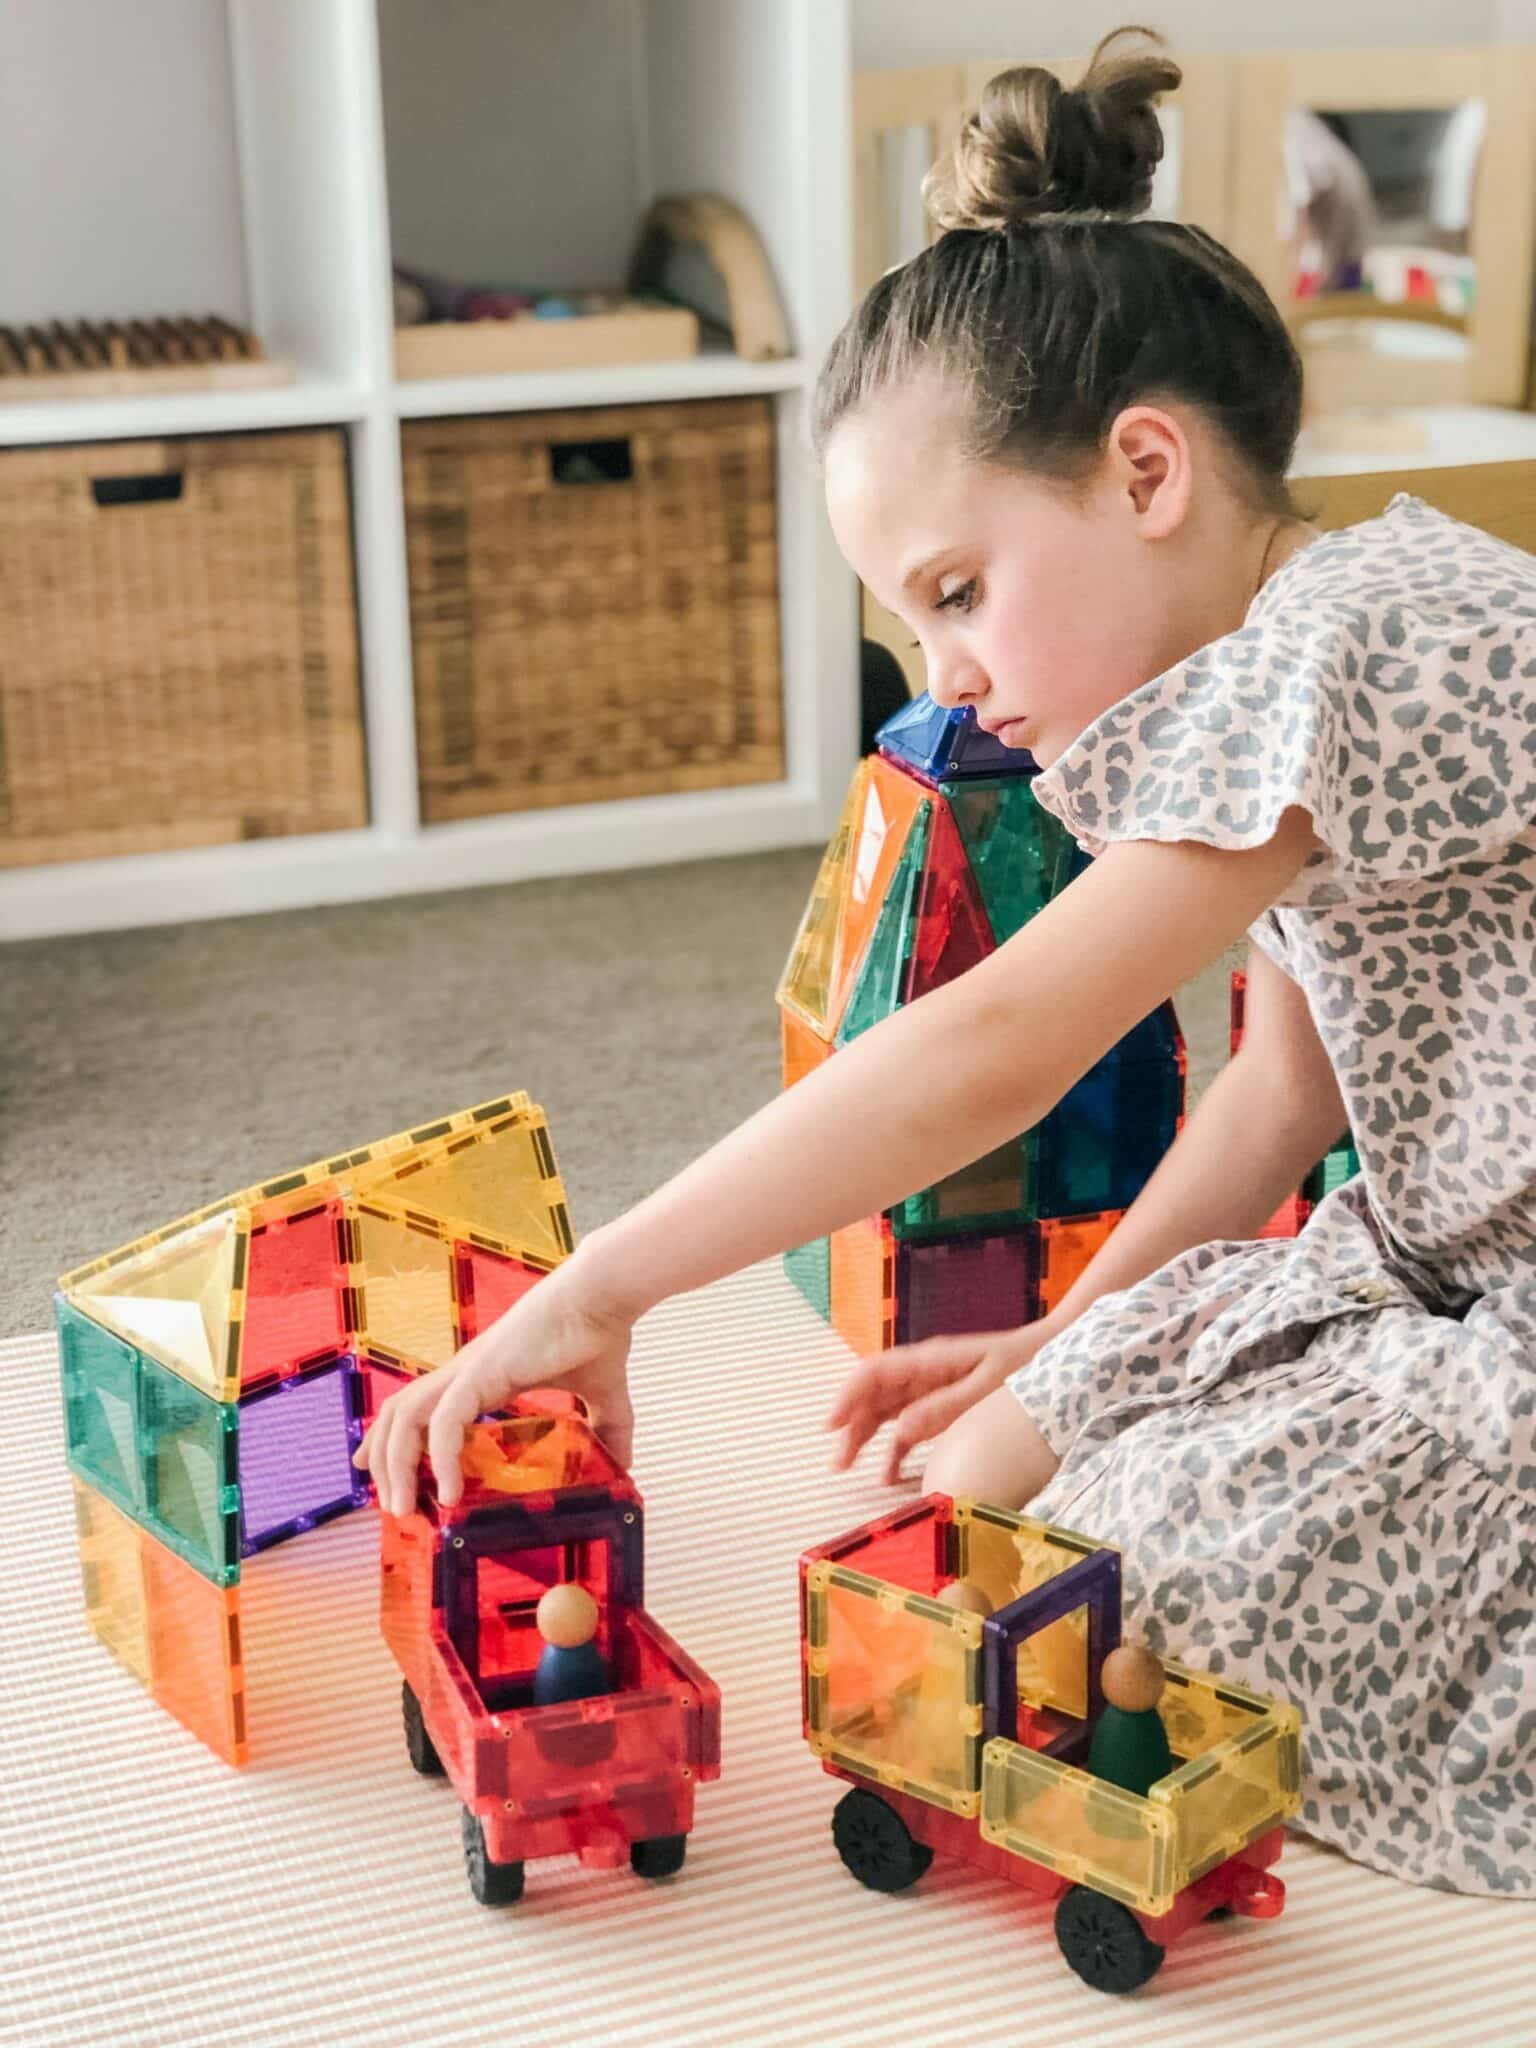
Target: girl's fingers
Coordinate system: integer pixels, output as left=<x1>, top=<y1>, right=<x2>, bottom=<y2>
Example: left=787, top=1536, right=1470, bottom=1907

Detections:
left=826, top=1341, right=988, bottom=1464
left=382, top=1398, right=430, bottom=1519
left=825, top=1356, right=886, bottom=1432
left=883, top=1374, right=988, bottom=1486
left=426, top=1375, right=483, bottom=1508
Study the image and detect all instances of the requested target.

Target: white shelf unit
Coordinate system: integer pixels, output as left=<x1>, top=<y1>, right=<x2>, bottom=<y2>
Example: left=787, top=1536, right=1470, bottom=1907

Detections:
left=0, top=0, right=859, bottom=940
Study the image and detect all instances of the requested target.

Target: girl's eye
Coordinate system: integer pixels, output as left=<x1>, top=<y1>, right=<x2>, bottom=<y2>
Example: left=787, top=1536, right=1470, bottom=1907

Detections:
left=936, top=579, right=977, bottom=613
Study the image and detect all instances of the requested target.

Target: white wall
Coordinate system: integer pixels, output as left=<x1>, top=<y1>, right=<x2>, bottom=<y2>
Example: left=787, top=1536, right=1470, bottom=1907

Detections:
left=376, top=0, right=643, bottom=290
left=1, top=0, right=249, bottom=326
left=853, top=1, right=1505, bottom=66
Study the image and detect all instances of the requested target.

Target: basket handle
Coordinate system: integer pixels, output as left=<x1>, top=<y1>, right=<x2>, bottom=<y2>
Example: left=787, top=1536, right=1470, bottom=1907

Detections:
left=90, top=472, right=185, bottom=508
left=548, top=438, right=633, bottom=486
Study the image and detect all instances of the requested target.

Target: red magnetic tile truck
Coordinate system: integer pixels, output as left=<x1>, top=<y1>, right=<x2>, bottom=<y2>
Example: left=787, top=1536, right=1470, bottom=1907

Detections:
left=382, top=1393, right=720, bottom=1903
left=801, top=1496, right=1301, bottom=1994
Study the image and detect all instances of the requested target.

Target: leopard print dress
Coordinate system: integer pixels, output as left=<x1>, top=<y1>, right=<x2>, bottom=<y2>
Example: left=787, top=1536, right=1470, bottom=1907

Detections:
left=1013, top=495, right=1536, bottom=1896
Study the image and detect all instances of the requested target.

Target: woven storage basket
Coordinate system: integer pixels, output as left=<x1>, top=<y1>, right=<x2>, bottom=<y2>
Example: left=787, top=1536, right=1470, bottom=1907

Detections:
left=0, top=429, right=367, bottom=868
left=402, top=397, right=784, bottom=818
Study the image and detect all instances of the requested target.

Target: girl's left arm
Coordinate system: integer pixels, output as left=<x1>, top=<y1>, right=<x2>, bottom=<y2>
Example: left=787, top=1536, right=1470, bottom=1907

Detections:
left=575, top=808, right=1318, bottom=1320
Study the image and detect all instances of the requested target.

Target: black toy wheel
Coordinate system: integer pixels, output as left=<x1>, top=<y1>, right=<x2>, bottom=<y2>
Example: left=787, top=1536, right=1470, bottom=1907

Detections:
left=461, top=1807, right=526, bottom=1906
left=831, top=1788, right=934, bottom=1894
left=402, top=1682, right=445, bottom=1777
left=1054, top=1885, right=1165, bottom=1994
left=631, top=1833, right=688, bottom=1880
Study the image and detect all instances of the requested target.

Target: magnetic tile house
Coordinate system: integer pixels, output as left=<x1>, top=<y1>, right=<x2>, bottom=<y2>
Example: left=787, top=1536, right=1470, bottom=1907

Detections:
left=56, top=1095, right=571, bottom=1764
left=777, top=697, right=1187, bottom=1352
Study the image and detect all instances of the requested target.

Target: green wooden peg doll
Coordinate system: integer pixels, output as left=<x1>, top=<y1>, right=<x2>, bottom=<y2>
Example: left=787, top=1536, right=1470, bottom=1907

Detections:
left=1088, top=1644, right=1173, bottom=1798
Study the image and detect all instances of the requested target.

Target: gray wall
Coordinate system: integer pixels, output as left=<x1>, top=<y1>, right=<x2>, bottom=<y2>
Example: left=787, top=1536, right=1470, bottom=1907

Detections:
left=853, top=1, right=1507, bottom=66
left=2, top=0, right=249, bottom=326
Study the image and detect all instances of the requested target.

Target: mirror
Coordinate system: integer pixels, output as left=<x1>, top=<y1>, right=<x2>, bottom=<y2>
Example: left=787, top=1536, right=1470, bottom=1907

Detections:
left=1286, top=100, right=1490, bottom=391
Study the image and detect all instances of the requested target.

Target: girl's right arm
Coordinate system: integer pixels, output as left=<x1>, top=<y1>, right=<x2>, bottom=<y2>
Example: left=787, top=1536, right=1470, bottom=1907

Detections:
left=357, top=813, right=1317, bottom=1512
left=833, top=943, right=1348, bottom=1480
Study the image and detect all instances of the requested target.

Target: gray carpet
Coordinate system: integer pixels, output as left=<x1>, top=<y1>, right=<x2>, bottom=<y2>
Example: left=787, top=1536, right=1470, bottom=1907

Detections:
left=0, top=846, right=1234, bottom=1339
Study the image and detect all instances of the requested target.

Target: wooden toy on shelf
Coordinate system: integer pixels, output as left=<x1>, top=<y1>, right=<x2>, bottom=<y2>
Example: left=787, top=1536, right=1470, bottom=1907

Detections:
left=0, top=315, right=291, bottom=401
left=629, top=193, right=790, bottom=362
left=392, top=191, right=788, bottom=380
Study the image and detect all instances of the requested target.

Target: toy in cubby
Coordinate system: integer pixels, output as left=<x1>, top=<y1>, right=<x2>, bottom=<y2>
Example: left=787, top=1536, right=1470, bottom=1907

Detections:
left=1229, top=970, right=1361, bottom=1237
left=777, top=695, right=1185, bottom=1353
left=56, top=1095, right=571, bottom=1764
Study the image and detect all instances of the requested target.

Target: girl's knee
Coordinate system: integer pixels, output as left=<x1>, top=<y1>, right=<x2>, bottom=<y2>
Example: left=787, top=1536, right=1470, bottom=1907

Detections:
left=920, top=1387, right=1061, bottom=1508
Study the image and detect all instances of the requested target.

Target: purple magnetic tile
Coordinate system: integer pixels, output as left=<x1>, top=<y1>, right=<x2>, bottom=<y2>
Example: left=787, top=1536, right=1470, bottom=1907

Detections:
left=238, top=1356, right=365, bottom=1555
left=439, top=1504, right=643, bottom=1692
left=896, top=1231, right=1036, bottom=1346
left=982, top=1549, right=1123, bottom=1742
left=451, top=1502, right=644, bottom=1606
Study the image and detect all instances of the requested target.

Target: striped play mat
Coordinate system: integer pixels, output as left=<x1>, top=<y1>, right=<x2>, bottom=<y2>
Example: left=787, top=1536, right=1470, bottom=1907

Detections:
left=1, top=1264, right=1529, bottom=2048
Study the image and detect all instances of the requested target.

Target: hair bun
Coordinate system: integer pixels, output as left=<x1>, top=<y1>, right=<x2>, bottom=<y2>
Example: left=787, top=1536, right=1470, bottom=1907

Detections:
left=924, top=26, right=1181, bottom=232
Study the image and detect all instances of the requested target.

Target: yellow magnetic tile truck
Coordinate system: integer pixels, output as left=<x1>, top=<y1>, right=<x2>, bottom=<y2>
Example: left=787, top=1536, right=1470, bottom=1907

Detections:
left=800, top=1495, right=1302, bottom=1994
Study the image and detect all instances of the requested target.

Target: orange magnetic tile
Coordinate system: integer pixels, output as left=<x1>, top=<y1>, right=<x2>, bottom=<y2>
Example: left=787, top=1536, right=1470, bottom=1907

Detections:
left=142, top=1531, right=247, bottom=1766
left=1257, top=1193, right=1310, bottom=1240
left=781, top=1006, right=834, bottom=1091
left=827, top=755, right=929, bottom=1034
left=1037, top=1211, right=1124, bottom=1321
left=830, top=1216, right=896, bottom=1358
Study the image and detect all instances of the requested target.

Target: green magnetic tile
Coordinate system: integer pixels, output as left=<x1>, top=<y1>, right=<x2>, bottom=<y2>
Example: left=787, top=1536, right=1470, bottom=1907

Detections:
left=139, top=1350, right=241, bottom=1586
left=1304, top=1137, right=1361, bottom=1205
left=944, top=776, right=1074, bottom=944
left=889, top=1131, right=1039, bottom=1241
left=784, top=1236, right=832, bottom=1321
left=58, top=1297, right=144, bottom=1517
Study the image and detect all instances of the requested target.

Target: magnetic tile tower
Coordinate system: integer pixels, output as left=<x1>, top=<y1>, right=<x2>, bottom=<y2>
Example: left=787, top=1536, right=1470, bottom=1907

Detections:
left=777, top=696, right=1186, bottom=1355
left=56, top=1094, right=572, bottom=1765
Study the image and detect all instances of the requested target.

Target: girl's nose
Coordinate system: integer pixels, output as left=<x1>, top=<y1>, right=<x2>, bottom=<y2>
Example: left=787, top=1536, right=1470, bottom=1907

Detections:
left=926, top=652, right=986, bottom=712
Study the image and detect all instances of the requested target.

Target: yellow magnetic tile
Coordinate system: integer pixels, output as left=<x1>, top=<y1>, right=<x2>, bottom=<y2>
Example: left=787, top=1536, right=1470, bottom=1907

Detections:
left=70, top=1208, right=243, bottom=1399
left=355, top=1110, right=571, bottom=1267
left=811, top=1569, right=982, bottom=1808
left=72, top=1478, right=151, bottom=1687
left=354, top=1206, right=456, bottom=1366
left=778, top=765, right=864, bottom=1035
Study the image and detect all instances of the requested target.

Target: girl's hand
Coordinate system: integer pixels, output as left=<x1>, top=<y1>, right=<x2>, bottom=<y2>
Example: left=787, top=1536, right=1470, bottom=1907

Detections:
left=352, top=1258, right=637, bottom=1516
left=826, top=1317, right=1062, bottom=1486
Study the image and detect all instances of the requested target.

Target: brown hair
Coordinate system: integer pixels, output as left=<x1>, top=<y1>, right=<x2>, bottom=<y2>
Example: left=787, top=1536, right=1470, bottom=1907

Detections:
left=814, top=28, right=1302, bottom=512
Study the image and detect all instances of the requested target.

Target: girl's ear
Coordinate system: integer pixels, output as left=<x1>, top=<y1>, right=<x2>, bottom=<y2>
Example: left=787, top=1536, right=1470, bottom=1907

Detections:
left=1104, top=405, right=1192, bottom=539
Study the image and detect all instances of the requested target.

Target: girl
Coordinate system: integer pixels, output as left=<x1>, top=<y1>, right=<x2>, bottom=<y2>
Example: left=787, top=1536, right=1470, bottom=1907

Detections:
left=358, top=31, right=1536, bottom=1898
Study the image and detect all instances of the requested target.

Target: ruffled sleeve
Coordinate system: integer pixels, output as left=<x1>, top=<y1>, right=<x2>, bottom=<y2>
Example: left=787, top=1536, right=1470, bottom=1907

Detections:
left=1030, top=498, right=1536, bottom=884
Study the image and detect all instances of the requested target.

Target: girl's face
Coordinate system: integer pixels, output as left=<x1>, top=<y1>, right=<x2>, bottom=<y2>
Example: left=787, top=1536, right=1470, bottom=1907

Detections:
left=823, top=379, right=1253, bottom=767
